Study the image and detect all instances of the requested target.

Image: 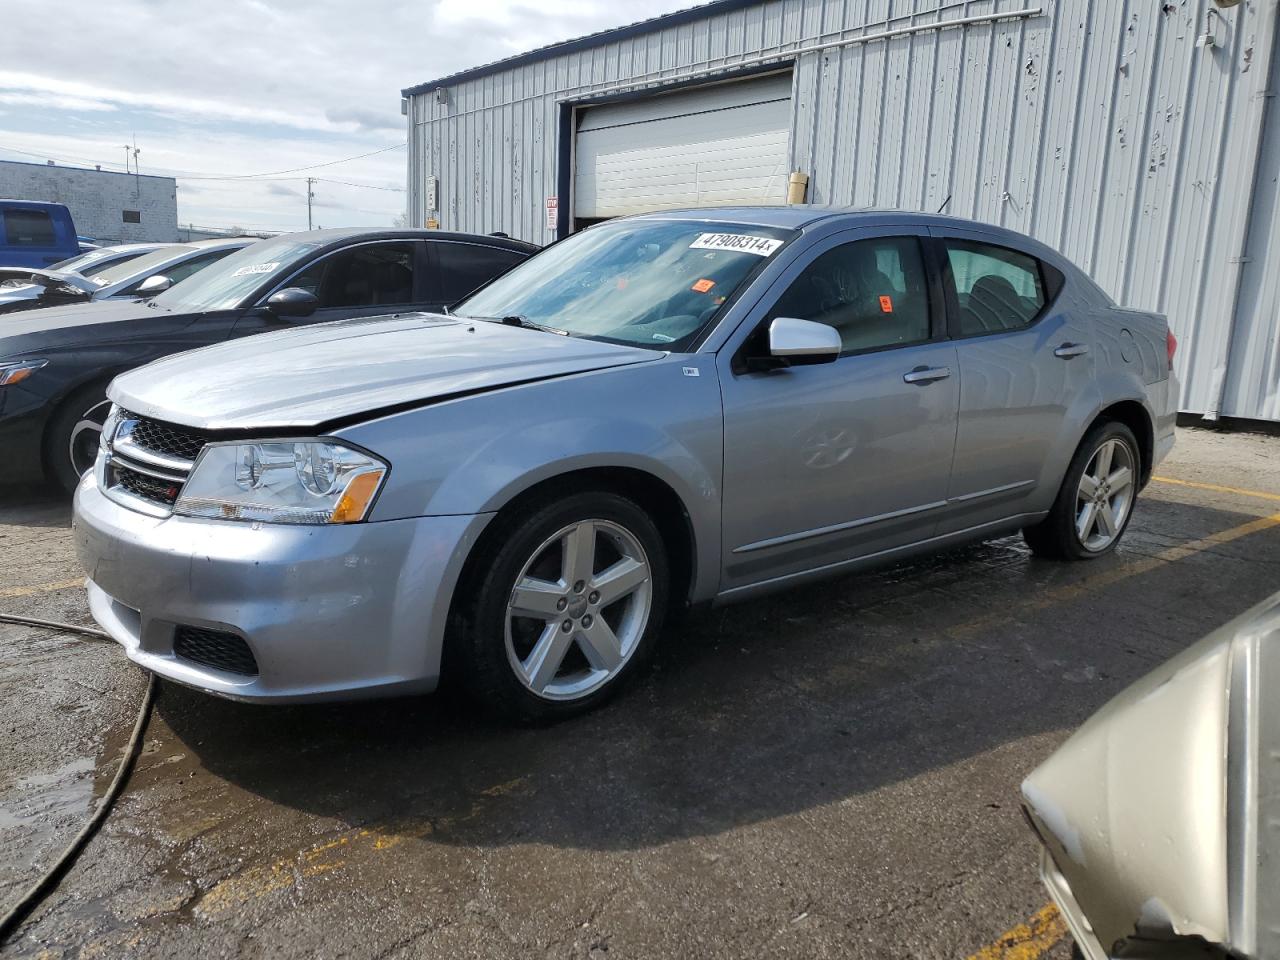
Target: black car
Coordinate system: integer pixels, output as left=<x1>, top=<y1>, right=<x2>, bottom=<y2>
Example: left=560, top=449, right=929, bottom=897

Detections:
left=0, top=228, right=537, bottom=491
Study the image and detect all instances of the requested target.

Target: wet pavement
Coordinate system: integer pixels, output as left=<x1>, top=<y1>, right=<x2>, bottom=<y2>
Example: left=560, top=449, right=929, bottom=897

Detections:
left=2, top=426, right=1278, bottom=958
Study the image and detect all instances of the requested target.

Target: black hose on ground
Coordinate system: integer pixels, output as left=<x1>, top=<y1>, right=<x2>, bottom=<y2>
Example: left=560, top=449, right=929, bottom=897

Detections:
left=0, top=612, right=109, bottom=639
left=0, top=616, right=157, bottom=946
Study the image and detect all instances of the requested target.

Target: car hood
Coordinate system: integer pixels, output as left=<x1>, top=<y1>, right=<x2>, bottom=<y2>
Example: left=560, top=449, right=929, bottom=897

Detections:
left=0, top=297, right=154, bottom=335
left=0, top=267, right=96, bottom=293
left=110, top=312, right=663, bottom=430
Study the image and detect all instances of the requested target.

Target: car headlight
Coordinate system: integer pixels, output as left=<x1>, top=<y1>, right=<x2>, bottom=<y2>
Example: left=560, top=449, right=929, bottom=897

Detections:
left=0, top=359, right=48, bottom=386
left=174, top=439, right=387, bottom=524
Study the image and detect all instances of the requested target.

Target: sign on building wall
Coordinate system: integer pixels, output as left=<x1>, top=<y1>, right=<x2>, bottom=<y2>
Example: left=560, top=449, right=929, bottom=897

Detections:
left=545, top=196, right=558, bottom=231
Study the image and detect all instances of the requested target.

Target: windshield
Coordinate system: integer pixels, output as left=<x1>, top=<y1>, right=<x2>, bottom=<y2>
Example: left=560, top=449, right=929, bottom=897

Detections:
left=151, top=236, right=316, bottom=312
left=454, top=219, right=795, bottom=350
left=88, top=245, right=200, bottom=287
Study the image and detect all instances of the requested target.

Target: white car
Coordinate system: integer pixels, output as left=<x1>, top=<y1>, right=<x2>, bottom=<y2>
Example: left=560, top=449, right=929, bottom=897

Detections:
left=0, top=238, right=253, bottom=316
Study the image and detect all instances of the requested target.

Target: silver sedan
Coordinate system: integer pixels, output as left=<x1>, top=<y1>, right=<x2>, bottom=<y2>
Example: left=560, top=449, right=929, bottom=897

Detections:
left=73, top=208, right=1178, bottom=720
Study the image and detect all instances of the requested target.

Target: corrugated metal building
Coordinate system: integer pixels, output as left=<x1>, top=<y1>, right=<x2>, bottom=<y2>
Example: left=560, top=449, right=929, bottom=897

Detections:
left=402, top=0, right=1280, bottom=422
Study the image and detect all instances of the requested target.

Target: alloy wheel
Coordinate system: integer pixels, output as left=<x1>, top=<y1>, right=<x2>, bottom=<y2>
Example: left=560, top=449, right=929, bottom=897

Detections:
left=504, top=518, right=652, bottom=701
left=68, top=399, right=112, bottom=479
left=1075, top=437, right=1136, bottom=552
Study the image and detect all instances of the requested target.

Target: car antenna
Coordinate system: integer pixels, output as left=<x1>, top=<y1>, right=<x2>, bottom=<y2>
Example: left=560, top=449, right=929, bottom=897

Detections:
left=936, top=195, right=952, bottom=214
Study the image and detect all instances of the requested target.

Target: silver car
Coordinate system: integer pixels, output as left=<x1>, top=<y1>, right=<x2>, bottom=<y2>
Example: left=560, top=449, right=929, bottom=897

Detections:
left=1023, top=590, right=1280, bottom=960
left=72, top=208, right=1178, bottom=719
left=0, top=239, right=250, bottom=316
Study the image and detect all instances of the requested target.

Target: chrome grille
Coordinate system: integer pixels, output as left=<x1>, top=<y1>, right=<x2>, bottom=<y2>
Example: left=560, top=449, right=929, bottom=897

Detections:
left=116, top=465, right=183, bottom=506
left=102, top=409, right=205, bottom=516
left=120, top=411, right=210, bottom=461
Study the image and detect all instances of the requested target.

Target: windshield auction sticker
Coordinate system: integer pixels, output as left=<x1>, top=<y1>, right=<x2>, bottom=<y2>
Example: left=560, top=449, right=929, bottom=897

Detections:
left=689, top=233, right=784, bottom=257
left=231, top=262, right=279, bottom=278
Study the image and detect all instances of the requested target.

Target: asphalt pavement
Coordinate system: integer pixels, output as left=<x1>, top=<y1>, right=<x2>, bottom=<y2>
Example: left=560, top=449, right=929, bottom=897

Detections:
left=2, top=425, right=1278, bottom=959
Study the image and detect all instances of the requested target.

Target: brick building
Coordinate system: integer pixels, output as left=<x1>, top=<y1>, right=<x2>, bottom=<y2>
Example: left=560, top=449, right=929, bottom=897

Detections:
left=0, top=159, right=178, bottom=245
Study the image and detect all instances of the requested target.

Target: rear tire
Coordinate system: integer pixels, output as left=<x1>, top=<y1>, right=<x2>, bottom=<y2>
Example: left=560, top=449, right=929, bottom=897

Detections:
left=45, top=385, right=112, bottom=495
left=1024, top=421, right=1140, bottom=561
left=449, top=490, right=669, bottom=723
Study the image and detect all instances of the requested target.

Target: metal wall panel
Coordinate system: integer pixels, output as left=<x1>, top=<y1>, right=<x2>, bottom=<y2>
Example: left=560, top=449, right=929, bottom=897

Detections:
left=407, top=0, right=1280, bottom=420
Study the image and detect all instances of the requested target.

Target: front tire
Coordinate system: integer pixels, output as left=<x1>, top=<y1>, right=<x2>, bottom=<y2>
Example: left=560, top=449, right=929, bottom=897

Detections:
left=46, top=387, right=112, bottom=494
left=1024, top=421, right=1141, bottom=560
left=450, top=491, right=669, bottom=722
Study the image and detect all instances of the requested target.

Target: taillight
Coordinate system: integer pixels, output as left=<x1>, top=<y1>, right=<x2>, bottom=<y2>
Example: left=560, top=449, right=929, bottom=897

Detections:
left=1166, top=329, right=1178, bottom=365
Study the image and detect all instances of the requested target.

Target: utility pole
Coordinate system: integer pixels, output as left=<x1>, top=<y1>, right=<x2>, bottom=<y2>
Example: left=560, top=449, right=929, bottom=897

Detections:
left=122, top=145, right=131, bottom=174
left=306, top=178, right=317, bottom=230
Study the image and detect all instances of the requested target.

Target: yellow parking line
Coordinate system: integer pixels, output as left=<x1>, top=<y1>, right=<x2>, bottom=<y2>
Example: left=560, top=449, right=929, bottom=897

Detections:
left=966, top=904, right=1066, bottom=960
left=0, top=577, right=83, bottom=600
left=1152, top=475, right=1280, bottom=504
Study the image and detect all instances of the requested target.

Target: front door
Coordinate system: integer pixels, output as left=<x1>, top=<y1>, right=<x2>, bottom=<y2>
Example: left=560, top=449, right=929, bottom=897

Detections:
left=931, top=231, right=1095, bottom=535
left=718, top=228, right=959, bottom=594
left=231, top=240, right=424, bottom=339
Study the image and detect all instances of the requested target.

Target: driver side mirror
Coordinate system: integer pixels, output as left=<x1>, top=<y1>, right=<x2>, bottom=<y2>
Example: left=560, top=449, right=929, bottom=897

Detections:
left=135, top=274, right=172, bottom=296
left=265, top=287, right=319, bottom=318
left=767, top=317, right=841, bottom=365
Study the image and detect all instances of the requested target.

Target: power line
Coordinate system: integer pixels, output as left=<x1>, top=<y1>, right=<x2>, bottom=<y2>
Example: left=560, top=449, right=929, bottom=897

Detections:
left=0, top=141, right=405, bottom=183
left=315, top=177, right=404, bottom=192
left=173, top=142, right=406, bottom=180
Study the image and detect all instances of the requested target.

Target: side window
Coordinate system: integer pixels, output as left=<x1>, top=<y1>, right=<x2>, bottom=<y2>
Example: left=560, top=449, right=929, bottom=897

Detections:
left=767, top=236, right=932, bottom=355
left=288, top=243, right=415, bottom=308
left=161, top=250, right=232, bottom=286
left=434, top=242, right=528, bottom=302
left=5, top=210, right=56, bottom=247
left=944, top=240, right=1046, bottom=335
left=123, top=251, right=230, bottom=294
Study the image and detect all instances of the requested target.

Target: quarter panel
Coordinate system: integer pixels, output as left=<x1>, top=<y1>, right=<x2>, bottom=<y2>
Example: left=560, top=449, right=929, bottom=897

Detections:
left=339, top=355, right=725, bottom=602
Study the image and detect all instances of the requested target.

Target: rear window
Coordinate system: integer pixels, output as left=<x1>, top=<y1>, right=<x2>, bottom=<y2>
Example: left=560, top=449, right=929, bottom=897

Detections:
left=5, top=210, right=56, bottom=247
left=943, top=240, right=1046, bottom=336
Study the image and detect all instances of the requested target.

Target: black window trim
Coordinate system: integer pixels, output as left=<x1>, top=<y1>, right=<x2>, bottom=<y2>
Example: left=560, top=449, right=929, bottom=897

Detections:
left=930, top=235, right=1063, bottom=342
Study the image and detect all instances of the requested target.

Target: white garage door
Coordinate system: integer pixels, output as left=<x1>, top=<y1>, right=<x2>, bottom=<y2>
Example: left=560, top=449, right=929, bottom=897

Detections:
left=574, top=72, right=793, bottom=220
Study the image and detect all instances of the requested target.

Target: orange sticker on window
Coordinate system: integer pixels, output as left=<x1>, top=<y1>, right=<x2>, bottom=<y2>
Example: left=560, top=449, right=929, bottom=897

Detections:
left=879, top=295, right=894, bottom=313
left=691, top=278, right=716, bottom=293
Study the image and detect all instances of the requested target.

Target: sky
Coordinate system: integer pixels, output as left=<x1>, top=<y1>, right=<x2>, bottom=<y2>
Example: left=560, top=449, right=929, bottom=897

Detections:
left=0, top=0, right=698, bottom=233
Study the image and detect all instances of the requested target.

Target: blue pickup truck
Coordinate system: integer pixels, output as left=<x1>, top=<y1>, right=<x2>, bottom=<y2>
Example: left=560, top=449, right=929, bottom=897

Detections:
left=0, top=200, right=80, bottom=268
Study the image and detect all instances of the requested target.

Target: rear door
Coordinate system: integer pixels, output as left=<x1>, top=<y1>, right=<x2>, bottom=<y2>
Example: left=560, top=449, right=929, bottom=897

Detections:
left=931, top=230, right=1093, bottom=534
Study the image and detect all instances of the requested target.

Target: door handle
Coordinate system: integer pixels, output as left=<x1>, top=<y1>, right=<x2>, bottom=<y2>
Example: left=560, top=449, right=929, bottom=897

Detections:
left=1053, top=342, right=1090, bottom=359
left=903, top=365, right=951, bottom=385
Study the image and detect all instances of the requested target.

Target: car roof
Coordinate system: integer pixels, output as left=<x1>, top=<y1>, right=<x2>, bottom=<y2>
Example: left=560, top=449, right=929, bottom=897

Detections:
left=621, top=205, right=1066, bottom=262
left=0, top=198, right=68, bottom=212
left=184, top=237, right=257, bottom=251
left=624, top=205, right=1008, bottom=230
left=289, top=227, right=540, bottom=254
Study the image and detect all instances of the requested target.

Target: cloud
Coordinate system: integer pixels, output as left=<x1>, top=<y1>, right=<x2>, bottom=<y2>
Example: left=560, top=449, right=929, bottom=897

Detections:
left=325, top=106, right=402, bottom=134
left=0, top=91, right=118, bottom=113
left=0, top=0, right=699, bottom=231
left=265, top=182, right=305, bottom=199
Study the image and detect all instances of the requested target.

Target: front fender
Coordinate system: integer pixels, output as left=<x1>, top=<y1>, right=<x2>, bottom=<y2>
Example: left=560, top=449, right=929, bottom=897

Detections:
left=338, top=356, right=725, bottom=602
